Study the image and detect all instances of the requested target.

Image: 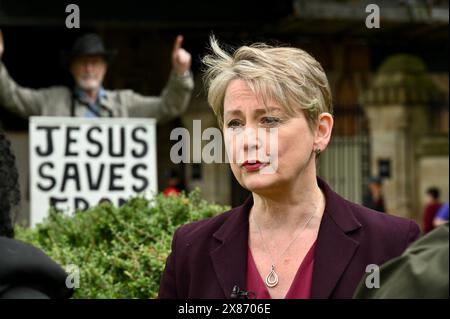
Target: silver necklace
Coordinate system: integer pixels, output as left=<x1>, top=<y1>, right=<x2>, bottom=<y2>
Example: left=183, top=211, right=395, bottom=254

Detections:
left=252, top=210, right=315, bottom=289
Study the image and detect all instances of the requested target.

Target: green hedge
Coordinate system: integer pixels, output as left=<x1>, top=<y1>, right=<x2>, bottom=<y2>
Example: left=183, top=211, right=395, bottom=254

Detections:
left=15, top=189, right=228, bottom=298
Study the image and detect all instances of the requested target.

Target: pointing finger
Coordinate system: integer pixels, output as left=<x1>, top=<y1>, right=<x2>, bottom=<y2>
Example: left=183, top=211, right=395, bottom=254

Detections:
left=173, top=35, right=183, bottom=53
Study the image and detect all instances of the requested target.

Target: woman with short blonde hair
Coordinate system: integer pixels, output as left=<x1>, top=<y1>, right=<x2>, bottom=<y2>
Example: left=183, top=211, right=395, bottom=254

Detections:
left=203, top=37, right=332, bottom=130
left=159, top=37, right=420, bottom=299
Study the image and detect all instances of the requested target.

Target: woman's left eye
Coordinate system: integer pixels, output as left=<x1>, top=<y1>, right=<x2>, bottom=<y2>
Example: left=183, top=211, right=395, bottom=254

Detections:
left=261, top=117, right=281, bottom=126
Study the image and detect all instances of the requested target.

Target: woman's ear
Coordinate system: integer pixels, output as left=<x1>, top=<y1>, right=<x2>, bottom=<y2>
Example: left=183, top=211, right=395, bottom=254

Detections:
left=314, top=112, right=333, bottom=152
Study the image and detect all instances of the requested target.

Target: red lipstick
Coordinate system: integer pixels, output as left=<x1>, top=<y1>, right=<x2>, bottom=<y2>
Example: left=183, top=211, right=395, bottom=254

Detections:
left=241, top=160, right=267, bottom=172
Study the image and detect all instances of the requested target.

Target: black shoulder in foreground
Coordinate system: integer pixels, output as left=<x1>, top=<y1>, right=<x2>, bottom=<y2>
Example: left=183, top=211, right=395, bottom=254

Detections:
left=0, top=236, right=74, bottom=299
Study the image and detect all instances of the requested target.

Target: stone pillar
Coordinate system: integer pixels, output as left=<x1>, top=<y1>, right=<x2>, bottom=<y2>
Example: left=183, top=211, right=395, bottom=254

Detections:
left=361, top=54, right=445, bottom=219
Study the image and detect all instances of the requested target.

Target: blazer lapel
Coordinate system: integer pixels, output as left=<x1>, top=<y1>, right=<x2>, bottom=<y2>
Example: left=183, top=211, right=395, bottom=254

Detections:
left=208, top=178, right=362, bottom=299
left=311, top=178, right=362, bottom=298
left=210, top=196, right=253, bottom=298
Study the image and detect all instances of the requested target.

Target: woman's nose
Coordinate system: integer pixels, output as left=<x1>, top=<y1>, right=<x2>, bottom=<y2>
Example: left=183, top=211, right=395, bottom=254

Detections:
left=242, top=127, right=261, bottom=152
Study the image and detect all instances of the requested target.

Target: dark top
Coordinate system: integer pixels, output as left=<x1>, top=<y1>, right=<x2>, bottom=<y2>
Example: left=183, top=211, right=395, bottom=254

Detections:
left=245, top=241, right=316, bottom=299
left=0, top=236, right=73, bottom=299
left=158, top=177, right=421, bottom=299
left=362, top=193, right=385, bottom=213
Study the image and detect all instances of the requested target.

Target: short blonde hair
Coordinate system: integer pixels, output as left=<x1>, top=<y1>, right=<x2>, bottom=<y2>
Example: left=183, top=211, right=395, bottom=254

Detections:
left=202, top=36, right=332, bottom=129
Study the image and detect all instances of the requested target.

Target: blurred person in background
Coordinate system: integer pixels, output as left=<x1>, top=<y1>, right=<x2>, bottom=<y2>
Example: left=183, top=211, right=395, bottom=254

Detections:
left=0, top=130, right=73, bottom=299
left=362, top=177, right=386, bottom=213
left=163, top=169, right=185, bottom=196
left=422, top=187, right=442, bottom=234
left=433, top=202, right=449, bottom=228
left=0, top=30, right=193, bottom=120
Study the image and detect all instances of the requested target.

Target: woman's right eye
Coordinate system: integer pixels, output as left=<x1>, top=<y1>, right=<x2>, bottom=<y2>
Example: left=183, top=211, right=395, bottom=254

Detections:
left=226, top=119, right=243, bottom=128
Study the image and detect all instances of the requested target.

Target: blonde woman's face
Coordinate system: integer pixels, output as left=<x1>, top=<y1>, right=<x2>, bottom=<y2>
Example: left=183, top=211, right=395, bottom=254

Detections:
left=223, top=79, right=318, bottom=195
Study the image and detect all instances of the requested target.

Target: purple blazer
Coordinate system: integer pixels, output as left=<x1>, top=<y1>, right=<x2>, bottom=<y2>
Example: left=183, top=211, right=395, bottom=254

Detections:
left=158, top=178, right=420, bottom=299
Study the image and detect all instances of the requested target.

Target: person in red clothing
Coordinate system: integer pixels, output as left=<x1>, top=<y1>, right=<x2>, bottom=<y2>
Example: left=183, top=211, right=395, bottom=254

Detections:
left=162, top=169, right=183, bottom=196
left=422, top=187, right=442, bottom=234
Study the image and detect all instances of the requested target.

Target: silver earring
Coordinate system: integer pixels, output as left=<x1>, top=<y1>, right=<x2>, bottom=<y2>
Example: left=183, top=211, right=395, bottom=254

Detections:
left=314, top=148, right=321, bottom=155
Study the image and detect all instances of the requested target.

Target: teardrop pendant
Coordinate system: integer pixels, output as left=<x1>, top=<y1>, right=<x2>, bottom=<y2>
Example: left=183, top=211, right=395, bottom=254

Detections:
left=264, top=265, right=279, bottom=288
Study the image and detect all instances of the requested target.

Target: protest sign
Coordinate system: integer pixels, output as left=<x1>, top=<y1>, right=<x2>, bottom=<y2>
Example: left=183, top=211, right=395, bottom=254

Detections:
left=29, top=117, right=157, bottom=227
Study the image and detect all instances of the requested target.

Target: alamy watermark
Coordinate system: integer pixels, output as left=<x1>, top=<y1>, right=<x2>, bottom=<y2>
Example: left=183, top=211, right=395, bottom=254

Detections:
left=65, top=264, right=80, bottom=289
left=366, top=4, right=380, bottom=29
left=65, top=4, right=80, bottom=29
left=170, top=120, right=279, bottom=174
left=365, top=264, right=380, bottom=289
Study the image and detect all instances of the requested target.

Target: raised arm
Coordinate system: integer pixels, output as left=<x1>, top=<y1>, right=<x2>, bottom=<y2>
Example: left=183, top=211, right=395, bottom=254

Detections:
left=126, top=35, right=194, bottom=122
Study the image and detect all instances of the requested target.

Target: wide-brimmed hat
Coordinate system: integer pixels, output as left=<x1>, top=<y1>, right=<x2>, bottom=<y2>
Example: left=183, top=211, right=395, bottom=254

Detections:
left=61, top=33, right=117, bottom=67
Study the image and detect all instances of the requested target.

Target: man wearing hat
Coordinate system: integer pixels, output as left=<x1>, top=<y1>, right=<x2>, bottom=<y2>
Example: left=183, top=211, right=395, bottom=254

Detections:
left=0, top=31, right=193, bottom=120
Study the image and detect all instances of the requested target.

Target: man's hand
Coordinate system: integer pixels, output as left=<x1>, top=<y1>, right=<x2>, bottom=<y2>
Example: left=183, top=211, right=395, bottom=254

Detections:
left=0, top=29, right=4, bottom=59
left=172, top=35, right=192, bottom=77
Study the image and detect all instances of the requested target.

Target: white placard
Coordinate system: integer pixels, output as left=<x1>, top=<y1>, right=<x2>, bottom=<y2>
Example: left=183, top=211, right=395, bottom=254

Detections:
left=29, top=117, right=158, bottom=227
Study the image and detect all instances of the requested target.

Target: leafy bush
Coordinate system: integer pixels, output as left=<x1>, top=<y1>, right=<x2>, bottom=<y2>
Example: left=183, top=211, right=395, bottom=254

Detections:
left=15, top=189, right=228, bottom=298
